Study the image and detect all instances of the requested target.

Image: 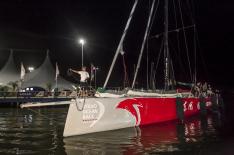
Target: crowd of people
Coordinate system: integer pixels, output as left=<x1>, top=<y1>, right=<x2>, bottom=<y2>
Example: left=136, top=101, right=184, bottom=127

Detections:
left=192, top=82, right=214, bottom=97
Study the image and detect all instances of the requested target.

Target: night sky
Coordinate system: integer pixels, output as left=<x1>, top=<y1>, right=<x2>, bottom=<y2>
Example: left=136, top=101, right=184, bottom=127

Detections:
left=0, top=0, right=233, bottom=89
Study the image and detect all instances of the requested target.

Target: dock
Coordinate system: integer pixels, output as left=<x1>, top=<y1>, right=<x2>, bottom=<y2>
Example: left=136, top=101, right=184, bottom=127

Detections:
left=0, top=90, right=75, bottom=107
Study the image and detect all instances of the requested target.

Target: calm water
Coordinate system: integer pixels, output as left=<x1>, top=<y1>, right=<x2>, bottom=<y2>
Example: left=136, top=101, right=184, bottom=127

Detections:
left=0, top=94, right=233, bottom=155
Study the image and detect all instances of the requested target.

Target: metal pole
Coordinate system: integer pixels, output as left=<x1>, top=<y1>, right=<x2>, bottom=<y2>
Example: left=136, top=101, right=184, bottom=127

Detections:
left=147, top=43, right=149, bottom=90
left=95, top=69, right=97, bottom=89
left=55, top=79, right=58, bottom=90
left=131, top=0, right=156, bottom=89
left=164, top=0, right=169, bottom=91
left=103, top=0, right=139, bottom=89
left=81, top=44, right=84, bottom=68
left=194, top=27, right=197, bottom=84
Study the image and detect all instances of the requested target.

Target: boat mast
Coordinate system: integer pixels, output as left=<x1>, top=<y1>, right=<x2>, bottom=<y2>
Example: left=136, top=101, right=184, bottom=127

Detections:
left=131, top=0, right=156, bottom=89
left=103, top=0, right=139, bottom=89
left=164, top=0, right=170, bottom=91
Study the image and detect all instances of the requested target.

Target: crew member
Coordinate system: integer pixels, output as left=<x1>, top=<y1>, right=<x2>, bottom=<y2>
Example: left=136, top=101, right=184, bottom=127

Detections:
left=69, top=66, right=90, bottom=88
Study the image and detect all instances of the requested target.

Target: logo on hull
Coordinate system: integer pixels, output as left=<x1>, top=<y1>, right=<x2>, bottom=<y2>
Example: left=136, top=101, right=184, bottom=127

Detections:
left=117, top=99, right=143, bottom=126
left=81, top=101, right=105, bottom=127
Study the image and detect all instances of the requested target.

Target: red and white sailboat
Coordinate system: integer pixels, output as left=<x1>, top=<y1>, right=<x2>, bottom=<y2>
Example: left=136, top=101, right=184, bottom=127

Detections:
left=21, top=0, right=219, bottom=137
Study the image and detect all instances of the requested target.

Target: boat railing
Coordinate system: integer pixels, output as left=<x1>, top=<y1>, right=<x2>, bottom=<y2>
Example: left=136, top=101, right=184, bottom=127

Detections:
left=102, top=87, right=128, bottom=95
left=0, top=90, right=75, bottom=98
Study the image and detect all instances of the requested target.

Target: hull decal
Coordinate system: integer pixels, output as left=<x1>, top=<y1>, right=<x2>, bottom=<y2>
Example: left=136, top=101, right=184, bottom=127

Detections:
left=133, top=104, right=143, bottom=126
left=89, top=101, right=105, bottom=127
left=117, top=99, right=143, bottom=126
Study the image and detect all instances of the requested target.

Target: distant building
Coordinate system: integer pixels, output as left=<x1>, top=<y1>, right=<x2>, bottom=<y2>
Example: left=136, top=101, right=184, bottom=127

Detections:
left=0, top=50, right=74, bottom=91
left=0, top=50, right=20, bottom=86
left=21, top=51, right=74, bottom=91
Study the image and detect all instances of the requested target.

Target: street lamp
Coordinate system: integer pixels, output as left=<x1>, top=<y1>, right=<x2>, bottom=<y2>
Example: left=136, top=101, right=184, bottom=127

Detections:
left=79, top=39, right=85, bottom=67
left=28, top=67, right=34, bottom=72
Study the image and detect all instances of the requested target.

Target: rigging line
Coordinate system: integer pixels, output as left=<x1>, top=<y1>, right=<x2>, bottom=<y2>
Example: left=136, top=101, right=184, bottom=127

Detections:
left=122, top=53, right=130, bottom=88
left=172, top=0, right=181, bottom=54
left=186, top=0, right=198, bottom=83
left=146, top=0, right=160, bottom=90
left=147, top=38, right=149, bottom=90
left=167, top=38, right=178, bottom=75
left=169, top=54, right=176, bottom=89
left=168, top=37, right=189, bottom=81
left=194, top=26, right=197, bottom=84
left=190, top=0, right=197, bottom=21
left=149, top=62, right=154, bottom=89
left=163, top=0, right=170, bottom=90
left=146, top=0, right=151, bottom=90
left=172, top=0, right=186, bottom=77
left=165, top=43, right=175, bottom=89
left=150, top=25, right=195, bottom=39
left=185, top=0, right=195, bottom=24
left=147, top=0, right=160, bottom=89
left=178, top=0, right=193, bottom=82
left=167, top=37, right=187, bottom=78
left=153, top=38, right=164, bottom=87
left=195, top=30, right=209, bottom=81
left=154, top=38, right=164, bottom=76
left=192, top=0, right=209, bottom=82
left=103, top=0, right=139, bottom=89
left=172, top=0, right=179, bottom=28
left=152, top=69, right=157, bottom=90
left=131, top=0, right=156, bottom=89
left=148, top=0, right=160, bottom=36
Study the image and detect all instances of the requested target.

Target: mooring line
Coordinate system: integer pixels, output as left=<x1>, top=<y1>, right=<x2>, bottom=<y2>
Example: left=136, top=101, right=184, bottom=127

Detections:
left=25, top=107, right=61, bottom=125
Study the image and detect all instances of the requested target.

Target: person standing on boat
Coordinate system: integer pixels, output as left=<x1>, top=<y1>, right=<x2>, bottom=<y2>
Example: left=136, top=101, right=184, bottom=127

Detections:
left=202, top=82, right=208, bottom=97
left=69, top=66, right=90, bottom=89
left=194, top=82, right=201, bottom=97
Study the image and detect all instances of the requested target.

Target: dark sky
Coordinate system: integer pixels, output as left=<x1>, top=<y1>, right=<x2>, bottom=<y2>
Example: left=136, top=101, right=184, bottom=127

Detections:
left=0, top=0, right=233, bottom=88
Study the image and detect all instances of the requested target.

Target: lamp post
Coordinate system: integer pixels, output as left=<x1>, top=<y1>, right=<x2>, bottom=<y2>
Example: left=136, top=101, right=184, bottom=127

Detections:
left=28, top=67, right=34, bottom=72
left=94, top=67, right=99, bottom=89
left=79, top=39, right=85, bottom=67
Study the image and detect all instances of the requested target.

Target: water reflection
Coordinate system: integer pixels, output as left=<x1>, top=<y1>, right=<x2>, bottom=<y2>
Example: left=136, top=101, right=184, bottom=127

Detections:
left=0, top=108, right=67, bottom=154
left=64, top=115, right=220, bottom=155
left=0, top=107, right=223, bottom=155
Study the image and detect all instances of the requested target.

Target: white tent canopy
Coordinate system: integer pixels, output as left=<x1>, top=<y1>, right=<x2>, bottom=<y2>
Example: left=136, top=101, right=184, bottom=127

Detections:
left=0, top=50, right=20, bottom=86
left=22, top=51, right=74, bottom=90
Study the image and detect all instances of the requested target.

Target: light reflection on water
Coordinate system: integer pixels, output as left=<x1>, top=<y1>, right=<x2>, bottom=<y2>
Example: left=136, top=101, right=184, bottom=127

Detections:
left=0, top=107, right=224, bottom=154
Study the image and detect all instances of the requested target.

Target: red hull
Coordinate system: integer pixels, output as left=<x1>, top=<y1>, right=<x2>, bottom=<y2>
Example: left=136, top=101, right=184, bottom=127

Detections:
left=117, top=97, right=212, bottom=126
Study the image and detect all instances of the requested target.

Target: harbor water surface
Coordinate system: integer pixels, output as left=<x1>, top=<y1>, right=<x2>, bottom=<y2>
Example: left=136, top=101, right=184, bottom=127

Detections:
left=0, top=92, right=233, bottom=155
